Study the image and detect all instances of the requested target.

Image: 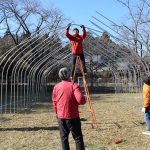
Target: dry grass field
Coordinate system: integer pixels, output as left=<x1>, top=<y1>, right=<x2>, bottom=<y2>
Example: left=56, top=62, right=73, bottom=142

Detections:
left=0, top=93, right=150, bottom=150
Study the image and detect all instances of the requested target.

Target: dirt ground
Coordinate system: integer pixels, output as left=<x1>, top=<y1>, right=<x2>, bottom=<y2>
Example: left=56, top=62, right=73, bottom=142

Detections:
left=0, top=93, right=150, bottom=150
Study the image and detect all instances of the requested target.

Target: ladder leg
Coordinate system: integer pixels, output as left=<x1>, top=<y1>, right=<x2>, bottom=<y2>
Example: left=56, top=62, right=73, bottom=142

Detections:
left=78, top=57, right=99, bottom=129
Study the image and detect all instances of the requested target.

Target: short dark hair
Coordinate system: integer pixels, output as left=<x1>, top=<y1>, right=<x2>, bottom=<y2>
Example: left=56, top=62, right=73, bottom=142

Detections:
left=73, top=28, right=79, bottom=33
left=58, top=67, right=70, bottom=80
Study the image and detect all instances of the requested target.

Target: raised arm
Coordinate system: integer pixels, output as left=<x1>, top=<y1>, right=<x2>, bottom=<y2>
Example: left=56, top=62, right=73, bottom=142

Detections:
left=73, top=83, right=86, bottom=105
left=65, top=25, right=76, bottom=41
left=81, top=25, right=86, bottom=39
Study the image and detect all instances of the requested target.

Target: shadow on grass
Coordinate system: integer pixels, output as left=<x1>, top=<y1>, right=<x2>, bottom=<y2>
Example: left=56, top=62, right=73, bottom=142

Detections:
left=0, top=117, right=11, bottom=122
left=0, top=126, right=59, bottom=131
left=80, top=118, right=87, bottom=121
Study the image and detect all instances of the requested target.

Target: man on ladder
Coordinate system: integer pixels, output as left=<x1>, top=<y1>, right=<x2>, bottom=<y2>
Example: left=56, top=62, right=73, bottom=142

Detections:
left=66, top=24, right=87, bottom=79
left=65, top=24, right=98, bottom=129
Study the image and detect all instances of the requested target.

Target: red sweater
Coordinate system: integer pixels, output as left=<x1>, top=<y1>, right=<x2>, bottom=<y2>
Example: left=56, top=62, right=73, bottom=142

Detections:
left=65, top=27, right=86, bottom=54
left=52, top=81, right=86, bottom=119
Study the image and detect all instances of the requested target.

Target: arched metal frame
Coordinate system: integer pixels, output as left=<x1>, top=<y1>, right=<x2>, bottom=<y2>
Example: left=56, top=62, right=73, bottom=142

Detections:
left=0, top=14, right=149, bottom=113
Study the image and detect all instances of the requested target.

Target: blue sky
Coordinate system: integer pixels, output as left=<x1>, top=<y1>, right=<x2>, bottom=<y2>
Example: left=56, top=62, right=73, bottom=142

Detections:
left=41, top=0, right=128, bottom=33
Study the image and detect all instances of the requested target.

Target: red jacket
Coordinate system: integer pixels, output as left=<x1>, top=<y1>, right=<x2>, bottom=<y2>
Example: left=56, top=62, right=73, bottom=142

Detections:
left=65, top=27, right=86, bottom=54
left=52, top=80, right=86, bottom=119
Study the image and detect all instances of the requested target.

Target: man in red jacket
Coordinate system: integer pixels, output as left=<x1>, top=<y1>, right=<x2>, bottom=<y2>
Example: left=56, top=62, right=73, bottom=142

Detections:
left=52, top=67, right=86, bottom=150
left=66, top=24, right=87, bottom=78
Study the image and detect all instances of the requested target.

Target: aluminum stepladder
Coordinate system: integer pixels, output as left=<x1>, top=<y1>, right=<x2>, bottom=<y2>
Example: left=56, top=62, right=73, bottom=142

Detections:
left=73, top=56, right=98, bottom=129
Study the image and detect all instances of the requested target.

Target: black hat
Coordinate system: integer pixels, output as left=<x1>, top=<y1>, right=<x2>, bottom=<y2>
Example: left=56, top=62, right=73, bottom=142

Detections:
left=143, top=76, right=150, bottom=86
left=59, top=67, right=70, bottom=80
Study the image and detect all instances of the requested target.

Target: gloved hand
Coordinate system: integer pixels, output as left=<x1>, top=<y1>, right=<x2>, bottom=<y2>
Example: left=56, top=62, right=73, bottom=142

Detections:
left=141, top=107, right=146, bottom=113
left=67, top=23, right=71, bottom=30
left=80, top=25, right=85, bottom=28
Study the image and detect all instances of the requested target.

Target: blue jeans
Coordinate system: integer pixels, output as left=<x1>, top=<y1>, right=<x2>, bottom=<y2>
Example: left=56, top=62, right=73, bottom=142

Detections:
left=144, top=106, right=150, bottom=131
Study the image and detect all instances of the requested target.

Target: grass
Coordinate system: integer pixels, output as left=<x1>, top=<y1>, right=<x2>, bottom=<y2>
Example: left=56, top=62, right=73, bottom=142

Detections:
left=0, top=93, right=149, bottom=150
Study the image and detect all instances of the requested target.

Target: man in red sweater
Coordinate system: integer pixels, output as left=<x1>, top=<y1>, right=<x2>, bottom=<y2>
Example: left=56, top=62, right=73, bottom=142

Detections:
left=66, top=24, right=87, bottom=78
left=52, top=67, right=86, bottom=150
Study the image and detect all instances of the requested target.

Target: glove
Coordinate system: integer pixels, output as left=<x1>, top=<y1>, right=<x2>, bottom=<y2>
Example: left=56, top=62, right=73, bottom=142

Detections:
left=80, top=25, right=85, bottom=28
left=141, top=107, right=146, bottom=113
left=67, top=23, right=71, bottom=30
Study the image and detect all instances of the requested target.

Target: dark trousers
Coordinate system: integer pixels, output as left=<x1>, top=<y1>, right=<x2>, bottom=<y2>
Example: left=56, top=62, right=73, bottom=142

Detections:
left=57, top=117, right=85, bottom=150
left=71, top=53, right=87, bottom=77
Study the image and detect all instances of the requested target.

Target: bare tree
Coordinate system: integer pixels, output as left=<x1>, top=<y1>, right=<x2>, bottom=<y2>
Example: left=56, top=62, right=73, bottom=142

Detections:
left=116, top=0, right=150, bottom=57
left=0, top=0, right=65, bottom=45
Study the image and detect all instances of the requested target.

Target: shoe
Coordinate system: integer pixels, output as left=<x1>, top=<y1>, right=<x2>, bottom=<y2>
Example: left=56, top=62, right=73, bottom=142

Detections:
left=142, top=131, right=150, bottom=136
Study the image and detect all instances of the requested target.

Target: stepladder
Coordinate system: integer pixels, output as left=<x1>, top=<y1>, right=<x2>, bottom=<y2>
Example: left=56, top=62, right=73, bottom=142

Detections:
left=73, top=56, right=98, bottom=129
